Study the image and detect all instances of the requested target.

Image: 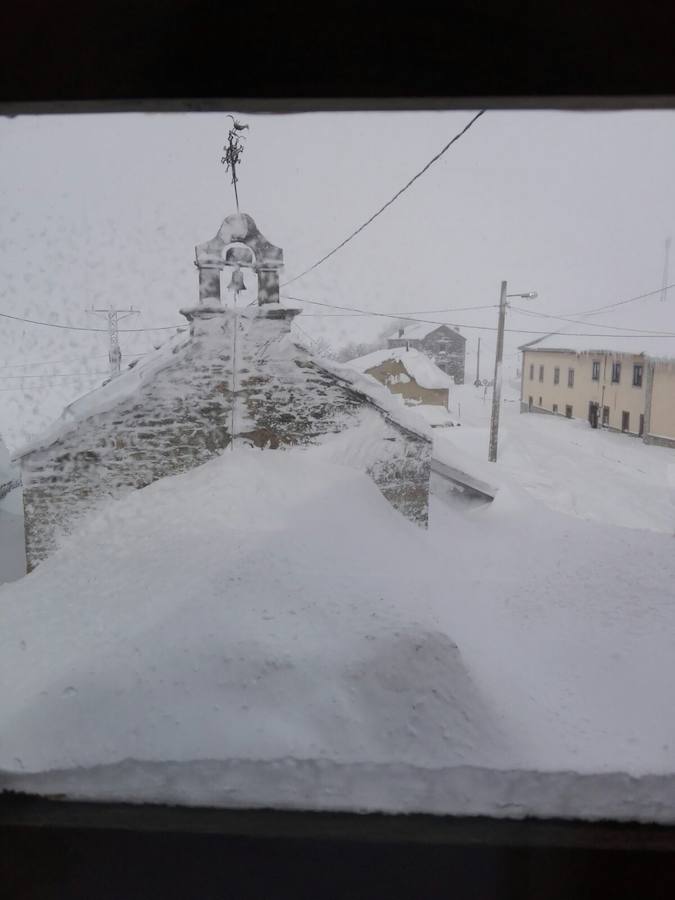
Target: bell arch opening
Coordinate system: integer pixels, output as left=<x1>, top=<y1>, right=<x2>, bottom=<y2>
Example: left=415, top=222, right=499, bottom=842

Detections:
left=220, top=242, right=256, bottom=306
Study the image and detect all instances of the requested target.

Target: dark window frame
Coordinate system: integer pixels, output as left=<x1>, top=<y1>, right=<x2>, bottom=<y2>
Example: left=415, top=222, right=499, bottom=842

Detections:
left=539, top=365, right=544, bottom=382
left=633, top=364, right=643, bottom=387
left=611, top=362, right=621, bottom=383
left=592, top=360, right=600, bottom=381
left=529, top=364, right=534, bottom=380
left=567, top=368, right=575, bottom=388
left=565, top=404, right=573, bottom=418
left=553, top=367, right=560, bottom=385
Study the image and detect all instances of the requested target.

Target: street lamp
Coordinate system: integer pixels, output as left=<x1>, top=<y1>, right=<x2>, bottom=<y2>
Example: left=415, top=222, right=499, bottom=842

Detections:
left=488, top=281, right=538, bottom=463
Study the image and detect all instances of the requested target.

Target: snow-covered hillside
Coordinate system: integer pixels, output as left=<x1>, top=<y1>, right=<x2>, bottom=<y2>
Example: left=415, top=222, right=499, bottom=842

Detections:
left=2, top=443, right=675, bottom=822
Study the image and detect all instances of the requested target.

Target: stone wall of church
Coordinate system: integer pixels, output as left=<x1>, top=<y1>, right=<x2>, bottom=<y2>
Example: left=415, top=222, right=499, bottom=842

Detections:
left=20, top=309, right=431, bottom=570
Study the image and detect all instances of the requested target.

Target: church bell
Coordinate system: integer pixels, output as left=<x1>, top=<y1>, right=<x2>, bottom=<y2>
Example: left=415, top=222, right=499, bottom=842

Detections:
left=226, top=265, right=247, bottom=293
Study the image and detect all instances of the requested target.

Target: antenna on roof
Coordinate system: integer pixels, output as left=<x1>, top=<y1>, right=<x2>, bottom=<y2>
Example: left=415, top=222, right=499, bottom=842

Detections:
left=660, top=236, right=671, bottom=302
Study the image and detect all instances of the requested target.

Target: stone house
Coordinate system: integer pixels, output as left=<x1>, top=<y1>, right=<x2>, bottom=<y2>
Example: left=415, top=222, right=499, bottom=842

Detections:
left=16, top=212, right=432, bottom=570
left=388, top=323, right=466, bottom=384
left=520, top=331, right=675, bottom=448
left=350, top=347, right=450, bottom=408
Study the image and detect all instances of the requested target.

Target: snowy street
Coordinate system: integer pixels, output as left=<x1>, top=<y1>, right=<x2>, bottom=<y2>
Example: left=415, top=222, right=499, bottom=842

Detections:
left=439, top=382, right=675, bottom=534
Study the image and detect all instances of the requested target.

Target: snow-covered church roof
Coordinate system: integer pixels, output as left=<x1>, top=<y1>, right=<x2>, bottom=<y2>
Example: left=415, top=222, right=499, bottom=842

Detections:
left=14, top=316, right=432, bottom=461
left=348, top=347, right=452, bottom=390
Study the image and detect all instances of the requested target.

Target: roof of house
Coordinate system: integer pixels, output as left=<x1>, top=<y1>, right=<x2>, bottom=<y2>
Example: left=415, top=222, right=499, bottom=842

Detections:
left=390, top=322, right=463, bottom=342
left=347, top=347, right=451, bottom=390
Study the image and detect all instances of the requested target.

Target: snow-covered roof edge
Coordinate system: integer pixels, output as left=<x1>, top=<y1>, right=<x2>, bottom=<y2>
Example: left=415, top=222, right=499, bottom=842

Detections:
left=391, top=322, right=465, bottom=342
left=13, top=328, right=431, bottom=462
left=518, top=331, right=675, bottom=360
left=310, top=356, right=432, bottom=442
left=13, top=331, right=191, bottom=460
left=348, top=347, right=451, bottom=390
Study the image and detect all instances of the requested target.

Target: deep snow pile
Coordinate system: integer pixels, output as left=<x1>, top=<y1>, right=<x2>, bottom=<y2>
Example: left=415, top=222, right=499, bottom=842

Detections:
left=0, top=450, right=507, bottom=779
left=3, top=445, right=675, bottom=821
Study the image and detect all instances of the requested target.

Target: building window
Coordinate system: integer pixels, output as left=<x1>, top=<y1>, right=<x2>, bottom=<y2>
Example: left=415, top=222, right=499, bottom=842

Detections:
left=639, top=413, right=645, bottom=436
left=539, top=365, right=544, bottom=382
left=602, top=406, right=610, bottom=426
left=553, top=367, right=560, bottom=385
left=552, top=403, right=558, bottom=414
left=568, top=368, right=575, bottom=388
left=611, top=361, right=621, bottom=383
left=622, top=411, right=630, bottom=432
left=633, top=364, right=643, bottom=387
left=565, top=405, right=573, bottom=418
left=529, top=364, right=534, bottom=380
left=592, top=360, right=600, bottom=381
left=528, top=396, right=533, bottom=410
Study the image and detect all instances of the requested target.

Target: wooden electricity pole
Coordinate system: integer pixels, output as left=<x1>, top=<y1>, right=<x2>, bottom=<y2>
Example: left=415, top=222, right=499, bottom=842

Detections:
left=488, top=282, right=507, bottom=463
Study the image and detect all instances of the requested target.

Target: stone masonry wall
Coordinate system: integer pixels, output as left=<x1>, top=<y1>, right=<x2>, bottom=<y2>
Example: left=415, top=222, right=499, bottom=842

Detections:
left=21, top=309, right=430, bottom=569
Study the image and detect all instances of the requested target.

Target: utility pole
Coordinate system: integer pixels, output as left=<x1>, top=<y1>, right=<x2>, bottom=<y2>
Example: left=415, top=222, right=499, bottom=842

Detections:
left=475, top=337, right=481, bottom=385
left=86, top=306, right=140, bottom=377
left=488, top=282, right=537, bottom=463
left=488, top=282, right=508, bottom=463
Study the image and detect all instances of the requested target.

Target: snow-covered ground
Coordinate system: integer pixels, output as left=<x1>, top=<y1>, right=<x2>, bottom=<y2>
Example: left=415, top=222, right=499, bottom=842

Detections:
left=2, top=419, right=675, bottom=822
left=440, top=381, right=675, bottom=534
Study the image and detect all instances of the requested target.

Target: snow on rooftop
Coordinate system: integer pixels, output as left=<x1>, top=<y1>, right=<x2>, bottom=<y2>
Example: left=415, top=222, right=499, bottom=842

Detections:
left=3, top=447, right=675, bottom=820
left=0, top=450, right=507, bottom=785
left=14, top=315, right=430, bottom=461
left=13, top=330, right=191, bottom=460
left=393, top=322, right=460, bottom=341
left=2, top=443, right=675, bottom=819
left=347, top=347, right=451, bottom=390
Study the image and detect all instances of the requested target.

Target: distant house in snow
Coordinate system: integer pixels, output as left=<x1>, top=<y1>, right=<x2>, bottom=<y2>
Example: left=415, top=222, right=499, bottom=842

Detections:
left=520, top=329, right=675, bottom=448
left=388, top=323, right=466, bottom=384
left=15, top=212, right=432, bottom=570
left=350, top=347, right=451, bottom=409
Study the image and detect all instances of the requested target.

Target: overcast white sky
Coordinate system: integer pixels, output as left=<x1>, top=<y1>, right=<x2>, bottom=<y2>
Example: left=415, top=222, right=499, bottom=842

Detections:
left=1, top=109, right=675, bottom=450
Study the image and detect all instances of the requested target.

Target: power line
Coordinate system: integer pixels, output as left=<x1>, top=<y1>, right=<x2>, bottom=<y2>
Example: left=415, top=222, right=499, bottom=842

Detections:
left=294, top=303, right=499, bottom=317
left=281, top=110, right=486, bottom=287
left=0, top=310, right=181, bottom=333
left=0, top=353, right=109, bottom=370
left=0, top=351, right=153, bottom=371
left=0, top=371, right=109, bottom=381
left=282, top=293, right=675, bottom=337
left=553, top=283, right=675, bottom=320
left=509, top=305, right=675, bottom=336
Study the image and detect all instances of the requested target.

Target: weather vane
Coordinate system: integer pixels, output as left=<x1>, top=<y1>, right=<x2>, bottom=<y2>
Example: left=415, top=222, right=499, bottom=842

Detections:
left=221, top=115, right=249, bottom=213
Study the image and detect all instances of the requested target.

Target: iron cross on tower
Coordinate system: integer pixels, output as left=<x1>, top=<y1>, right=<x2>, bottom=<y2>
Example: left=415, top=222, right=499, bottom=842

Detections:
left=221, top=115, right=249, bottom=214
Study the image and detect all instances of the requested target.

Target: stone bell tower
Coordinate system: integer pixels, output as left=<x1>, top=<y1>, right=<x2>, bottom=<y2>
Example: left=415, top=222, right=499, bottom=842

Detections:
left=190, top=212, right=285, bottom=310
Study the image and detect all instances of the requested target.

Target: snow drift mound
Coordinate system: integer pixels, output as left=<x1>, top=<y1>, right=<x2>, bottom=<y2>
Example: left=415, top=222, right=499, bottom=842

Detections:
left=0, top=449, right=508, bottom=785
